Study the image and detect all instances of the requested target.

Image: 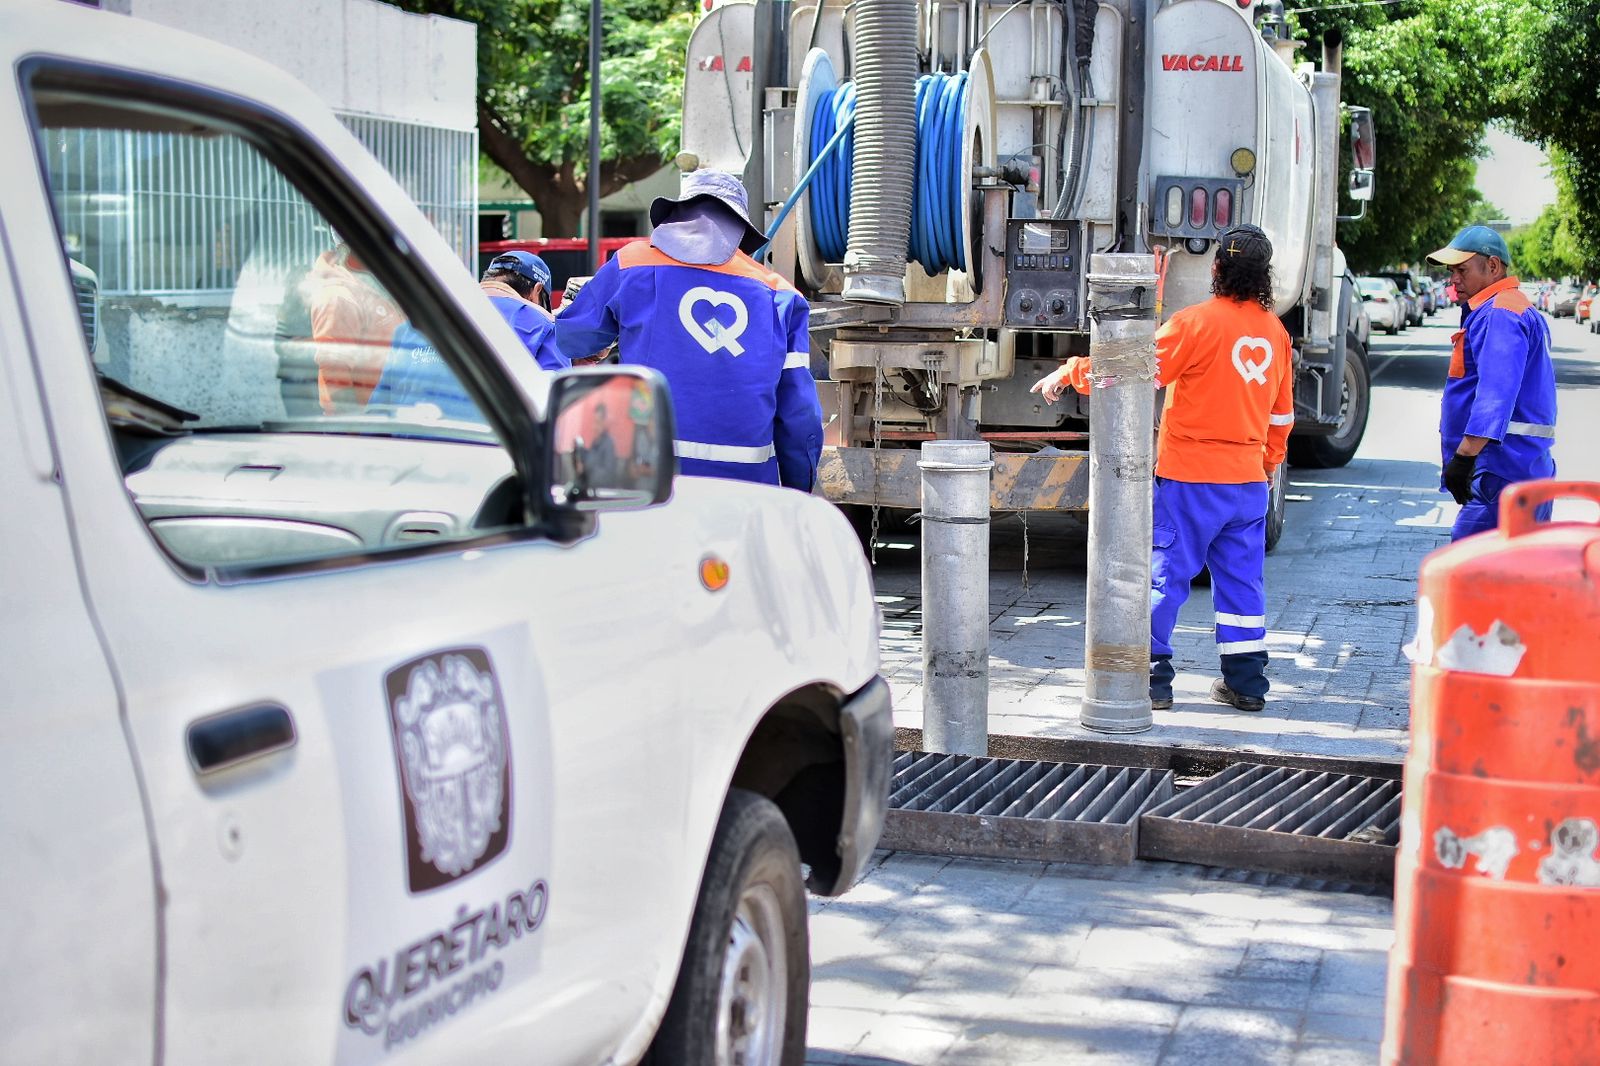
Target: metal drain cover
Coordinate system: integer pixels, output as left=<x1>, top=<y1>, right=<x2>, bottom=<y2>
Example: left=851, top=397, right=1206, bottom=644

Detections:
left=1138, top=762, right=1401, bottom=884
left=879, top=751, right=1175, bottom=864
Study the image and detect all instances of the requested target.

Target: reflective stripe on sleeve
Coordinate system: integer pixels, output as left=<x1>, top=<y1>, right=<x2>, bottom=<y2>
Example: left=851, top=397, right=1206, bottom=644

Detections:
left=1215, top=613, right=1266, bottom=628
left=674, top=439, right=777, bottom=464
left=1217, top=638, right=1268, bottom=654
left=783, top=351, right=809, bottom=370
left=1269, top=413, right=1294, bottom=426
left=1506, top=420, right=1556, bottom=439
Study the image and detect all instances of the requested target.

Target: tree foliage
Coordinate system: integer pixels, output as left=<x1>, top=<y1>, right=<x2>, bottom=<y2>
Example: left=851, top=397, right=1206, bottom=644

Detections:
left=1508, top=150, right=1597, bottom=279
left=1291, top=0, right=1521, bottom=272
left=396, top=0, right=698, bottom=235
left=1504, top=0, right=1600, bottom=275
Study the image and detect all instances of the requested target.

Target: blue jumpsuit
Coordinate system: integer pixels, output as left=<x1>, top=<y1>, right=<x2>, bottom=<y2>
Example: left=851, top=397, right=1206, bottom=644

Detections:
left=1442, top=277, right=1557, bottom=539
left=553, top=241, right=823, bottom=490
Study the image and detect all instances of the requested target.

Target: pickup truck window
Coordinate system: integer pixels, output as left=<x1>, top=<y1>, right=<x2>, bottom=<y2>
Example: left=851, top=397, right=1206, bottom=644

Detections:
left=32, top=90, right=526, bottom=574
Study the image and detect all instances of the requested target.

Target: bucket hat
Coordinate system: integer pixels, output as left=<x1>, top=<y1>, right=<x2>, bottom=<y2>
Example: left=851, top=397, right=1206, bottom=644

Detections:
left=649, top=169, right=767, bottom=256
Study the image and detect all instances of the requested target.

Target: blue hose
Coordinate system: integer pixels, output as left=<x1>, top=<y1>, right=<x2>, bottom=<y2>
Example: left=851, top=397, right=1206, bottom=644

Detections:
left=757, top=72, right=971, bottom=275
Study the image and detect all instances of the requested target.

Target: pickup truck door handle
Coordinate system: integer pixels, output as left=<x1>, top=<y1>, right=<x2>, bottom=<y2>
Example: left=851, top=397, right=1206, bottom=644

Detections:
left=186, top=703, right=297, bottom=775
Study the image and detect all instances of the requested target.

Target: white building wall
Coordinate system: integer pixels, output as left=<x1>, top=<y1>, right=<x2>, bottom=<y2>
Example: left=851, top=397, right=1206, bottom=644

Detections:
left=104, top=0, right=477, bottom=131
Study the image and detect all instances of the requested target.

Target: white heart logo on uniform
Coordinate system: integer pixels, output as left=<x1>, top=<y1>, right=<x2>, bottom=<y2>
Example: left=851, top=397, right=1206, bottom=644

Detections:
left=1231, top=336, right=1273, bottom=385
left=678, top=287, right=749, bottom=356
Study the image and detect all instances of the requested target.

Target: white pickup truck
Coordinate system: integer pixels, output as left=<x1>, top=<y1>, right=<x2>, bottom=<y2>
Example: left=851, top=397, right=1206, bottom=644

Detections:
left=0, top=5, right=889, bottom=1064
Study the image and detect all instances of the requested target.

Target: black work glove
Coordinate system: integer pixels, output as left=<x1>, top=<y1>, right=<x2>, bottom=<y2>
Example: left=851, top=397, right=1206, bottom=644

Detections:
left=1444, top=452, right=1477, bottom=506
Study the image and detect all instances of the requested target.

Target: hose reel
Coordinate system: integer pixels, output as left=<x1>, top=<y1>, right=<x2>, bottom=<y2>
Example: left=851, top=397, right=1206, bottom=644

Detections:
left=792, top=46, right=996, bottom=297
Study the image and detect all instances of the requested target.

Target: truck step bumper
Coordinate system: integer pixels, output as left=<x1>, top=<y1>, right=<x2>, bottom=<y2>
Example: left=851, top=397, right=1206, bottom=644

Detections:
left=817, top=446, right=1089, bottom=511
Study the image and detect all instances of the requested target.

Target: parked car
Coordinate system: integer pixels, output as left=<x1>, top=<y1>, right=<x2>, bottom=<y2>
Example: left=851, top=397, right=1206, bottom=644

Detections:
left=1374, top=270, right=1425, bottom=326
left=1431, top=279, right=1454, bottom=312
left=1551, top=284, right=1581, bottom=317
left=1417, top=278, right=1437, bottom=315
left=5, top=6, right=891, bottom=1065
left=1358, top=276, right=1406, bottom=335
left=1340, top=266, right=1371, bottom=349
left=1574, top=284, right=1597, bottom=325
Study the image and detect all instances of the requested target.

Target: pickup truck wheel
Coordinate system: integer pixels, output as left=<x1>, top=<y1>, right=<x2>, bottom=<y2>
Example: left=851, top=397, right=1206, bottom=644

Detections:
left=1287, top=342, right=1369, bottom=470
left=651, top=790, right=808, bottom=1066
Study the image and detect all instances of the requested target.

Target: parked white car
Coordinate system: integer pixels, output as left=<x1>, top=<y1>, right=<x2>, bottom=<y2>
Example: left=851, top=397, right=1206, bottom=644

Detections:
left=1357, top=276, right=1406, bottom=335
left=2, top=6, right=889, bottom=1065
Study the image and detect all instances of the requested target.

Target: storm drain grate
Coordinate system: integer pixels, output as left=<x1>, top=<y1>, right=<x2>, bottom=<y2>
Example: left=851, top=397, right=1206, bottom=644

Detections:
left=879, top=751, right=1175, bottom=865
left=1138, top=762, right=1401, bottom=884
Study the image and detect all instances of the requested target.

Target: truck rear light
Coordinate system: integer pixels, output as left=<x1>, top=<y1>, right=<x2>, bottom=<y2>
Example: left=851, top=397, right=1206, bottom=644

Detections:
left=1190, top=187, right=1208, bottom=229
left=1214, top=188, right=1232, bottom=228
left=1165, top=186, right=1184, bottom=228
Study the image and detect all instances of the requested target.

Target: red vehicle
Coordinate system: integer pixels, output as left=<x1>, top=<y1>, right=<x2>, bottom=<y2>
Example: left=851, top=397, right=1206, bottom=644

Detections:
left=478, top=237, right=637, bottom=308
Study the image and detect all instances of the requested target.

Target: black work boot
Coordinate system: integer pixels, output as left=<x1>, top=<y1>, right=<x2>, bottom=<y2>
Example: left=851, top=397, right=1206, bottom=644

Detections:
left=1209, top=678, right=1265, bottom=713
left=1150, top=656, right=1175, bottom=710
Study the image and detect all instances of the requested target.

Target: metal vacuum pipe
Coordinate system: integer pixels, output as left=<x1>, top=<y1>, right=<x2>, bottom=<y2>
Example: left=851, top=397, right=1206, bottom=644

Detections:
left=1080, top=253, right=1158, bottom=734
left=919, top=439, right=993, bottom=755
left=842, top=0, right=917, bottom=305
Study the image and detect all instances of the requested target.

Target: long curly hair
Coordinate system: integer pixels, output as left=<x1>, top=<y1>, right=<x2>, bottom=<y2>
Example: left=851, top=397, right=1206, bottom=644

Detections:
left=1212, top=225, right=1276, bottom=310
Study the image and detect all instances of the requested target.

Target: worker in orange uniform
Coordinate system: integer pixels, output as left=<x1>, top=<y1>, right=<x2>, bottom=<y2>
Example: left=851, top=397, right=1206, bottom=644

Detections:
left=306, top=243, right=401, bottom=413
left=1031, top=224, right=1294, bottom=712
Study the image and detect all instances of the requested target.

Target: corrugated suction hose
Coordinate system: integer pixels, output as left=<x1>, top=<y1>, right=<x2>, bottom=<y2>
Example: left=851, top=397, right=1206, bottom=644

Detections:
left=842, top=0, right=918, bottom=305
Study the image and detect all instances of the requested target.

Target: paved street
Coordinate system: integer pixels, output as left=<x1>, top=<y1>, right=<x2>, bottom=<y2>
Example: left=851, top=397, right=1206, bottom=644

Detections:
left=806, top=308, right=1600, bottom=1064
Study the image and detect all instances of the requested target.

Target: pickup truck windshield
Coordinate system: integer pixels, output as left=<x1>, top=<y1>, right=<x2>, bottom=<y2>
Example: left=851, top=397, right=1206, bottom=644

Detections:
left=41, top=121, right=496, bottom=443
left=33, top=99, right=522, bottom=572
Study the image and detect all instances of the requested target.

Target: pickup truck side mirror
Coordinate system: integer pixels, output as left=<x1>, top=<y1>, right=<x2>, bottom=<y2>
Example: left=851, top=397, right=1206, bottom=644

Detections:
left=546, top=366, right=676, bottom=512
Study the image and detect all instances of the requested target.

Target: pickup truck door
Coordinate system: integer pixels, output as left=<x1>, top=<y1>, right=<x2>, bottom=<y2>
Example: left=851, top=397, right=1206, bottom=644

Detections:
left=10, top=36, right=691, bottom=1066
left=0, top=221, right=158, bottom=1064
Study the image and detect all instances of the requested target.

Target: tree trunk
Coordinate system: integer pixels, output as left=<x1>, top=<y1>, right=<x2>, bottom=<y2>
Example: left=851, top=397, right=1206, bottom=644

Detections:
left=479, top=104, right=675, bottom=238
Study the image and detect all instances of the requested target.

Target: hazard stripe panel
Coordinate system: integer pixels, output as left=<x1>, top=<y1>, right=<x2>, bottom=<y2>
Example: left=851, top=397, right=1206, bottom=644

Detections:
left=817, top=446, right=1090, bottom=511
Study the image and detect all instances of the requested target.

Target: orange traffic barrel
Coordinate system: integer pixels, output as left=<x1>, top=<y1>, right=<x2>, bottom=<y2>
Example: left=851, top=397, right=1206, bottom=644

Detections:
left=1385, top=481, right=1600, bottom=1064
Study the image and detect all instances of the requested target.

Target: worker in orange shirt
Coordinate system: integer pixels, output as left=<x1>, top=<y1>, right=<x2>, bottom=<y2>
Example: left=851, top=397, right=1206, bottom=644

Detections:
left=1032, top=224, right=1294, bottom=712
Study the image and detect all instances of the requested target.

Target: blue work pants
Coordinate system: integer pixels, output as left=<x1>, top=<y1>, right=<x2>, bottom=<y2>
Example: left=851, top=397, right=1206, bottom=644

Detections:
left=1149, top=478, right=1271, bottom=700
left=1452, top=470, right=1553, bottom=540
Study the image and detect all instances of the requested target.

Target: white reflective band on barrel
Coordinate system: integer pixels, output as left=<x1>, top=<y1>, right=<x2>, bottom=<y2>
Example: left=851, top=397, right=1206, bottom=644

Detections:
left=674, top=439, right=777, bottom=464
left=1217, top=639, right=1268, bottom=654
left=1215, top=613, right=1266, bottom=628
left=1506, top=420, right=1556, bottom=439
left=783, top=351, right=809, bottom=370
left=1269, top=413, right=1295, bottom=426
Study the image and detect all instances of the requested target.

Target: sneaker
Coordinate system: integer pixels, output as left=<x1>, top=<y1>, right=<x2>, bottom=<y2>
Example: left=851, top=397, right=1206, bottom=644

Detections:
left=1209, top=678, right=1265, bottom=713
left=1151, top=695, right=1173, bottom=710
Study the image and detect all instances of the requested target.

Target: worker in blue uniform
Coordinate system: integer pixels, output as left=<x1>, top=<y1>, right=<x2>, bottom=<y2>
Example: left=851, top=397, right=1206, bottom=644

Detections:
left=477, top=251, right=568, bottom=372
left=369, top=251, right=568, bottom=422
left=1426, top=226, right=1557, bottom=540
left=553, top=169, right=823, bottom=491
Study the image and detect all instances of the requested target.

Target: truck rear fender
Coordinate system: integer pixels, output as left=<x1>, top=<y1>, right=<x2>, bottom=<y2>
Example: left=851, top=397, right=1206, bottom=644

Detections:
left=729, top=677, right=892, bottom=898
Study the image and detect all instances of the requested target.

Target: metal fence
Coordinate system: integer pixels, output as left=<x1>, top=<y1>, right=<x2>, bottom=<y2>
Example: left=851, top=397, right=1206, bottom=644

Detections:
left=46, top=113, right=477, bottom=298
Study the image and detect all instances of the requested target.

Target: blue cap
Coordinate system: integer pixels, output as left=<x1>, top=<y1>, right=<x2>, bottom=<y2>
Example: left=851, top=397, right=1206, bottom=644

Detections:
left=1427, top=225, right=1511, bottom=268
left=649, top=169, right=767, bottom=256
left=487, top=250, right=552, bottom=290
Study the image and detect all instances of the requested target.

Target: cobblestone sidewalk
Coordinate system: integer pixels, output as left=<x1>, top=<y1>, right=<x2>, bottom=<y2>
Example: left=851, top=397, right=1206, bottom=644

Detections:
left=807, top=852, right=1393, bottom=1066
